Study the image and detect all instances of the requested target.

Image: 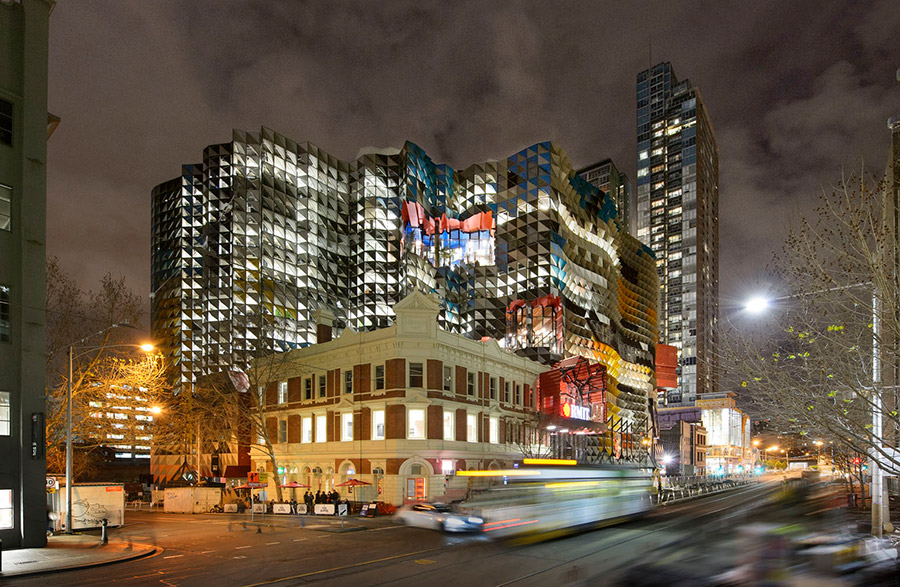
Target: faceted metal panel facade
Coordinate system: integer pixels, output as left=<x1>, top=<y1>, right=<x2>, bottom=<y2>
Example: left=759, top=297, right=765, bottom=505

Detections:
left=152, top=129, right=658, bottom=422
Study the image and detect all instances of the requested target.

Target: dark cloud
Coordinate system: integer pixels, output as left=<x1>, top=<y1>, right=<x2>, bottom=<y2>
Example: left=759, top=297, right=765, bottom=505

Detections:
left=46, top=0, right=900, bottom=319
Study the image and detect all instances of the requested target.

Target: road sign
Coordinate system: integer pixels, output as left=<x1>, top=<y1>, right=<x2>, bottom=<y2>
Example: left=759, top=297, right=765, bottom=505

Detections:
left=46, top=477, right=59, bottom=493
left=337, top=503, right=348, bottom=517
left=248, top=472, right=259, bottom=483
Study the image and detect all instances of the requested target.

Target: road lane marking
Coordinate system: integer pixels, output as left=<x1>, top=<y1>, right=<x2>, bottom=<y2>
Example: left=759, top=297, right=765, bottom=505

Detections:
left=235, top=545, right=252, bottom=550
left=199, top=550, right=216, bottom=554
left=234, top=555, right=247, bottom=559
left=163, top=554, right=184, bottom=559
left=414, top=559, right=437, bottom=565
left=371, top=526, right=402, bottom=531
left=241, top=547, right=441, bottom=587
left=266, top=541, right=280, bottom=545
left=292, top=538, right=306, bottom=542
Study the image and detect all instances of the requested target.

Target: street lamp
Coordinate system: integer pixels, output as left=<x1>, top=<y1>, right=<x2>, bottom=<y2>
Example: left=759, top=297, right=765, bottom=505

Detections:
left=744, top=285, right=886, bottom=535
left=65, top=323, right=153, bottom=534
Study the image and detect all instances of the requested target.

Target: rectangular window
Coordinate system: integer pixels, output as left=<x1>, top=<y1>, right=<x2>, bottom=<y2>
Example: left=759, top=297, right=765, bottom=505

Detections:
left=257, top=386, right=265, bottom=407
left=515, top=384, right=522, bottom=405
left=0, top=285, right=9, bottom=342
left=301, top=416, right=312, bottom=443
left=0, top=489, right=12, bottom=530
left=372, top=409, right=385, bottom=440
left=443, top=366, right=453, bottom=392
left=278, top=419, right=287, bottom=443
left=375, top=365, right=385, bottom=390
left=409, top=362, right=423, bottom=388
left=304, top=377, right=312, bottom=400
left=315, top=415, right=326, bottom=443
left=0, top=99, right=11, bottom=146
left=408, top=408, right=425, bottom=439
left=443, top=410, right=454, bottom=441
left=504, top=382, right=511, bottom=403
left=489, top=417, right=499, bottom=444
left=318, top=374, right=326, bottom=398
left=341, top=413, right=353, bottom=441
left=0, top=391, right=9, bottom=436
left=277, top=381, right=287, bottom=404
left=344, top=370, right=353, bottom=394
left=466, top=414, right=477, bottom=442
left=467, top=372, right=475, bottom=396
left=0, top=185, right=11, bottom=231
left=489, top=377, right=497, bottom=400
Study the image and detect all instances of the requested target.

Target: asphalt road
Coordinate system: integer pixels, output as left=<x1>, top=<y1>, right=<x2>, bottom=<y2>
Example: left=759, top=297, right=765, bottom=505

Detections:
left=5, top=481, right=784, bottom=587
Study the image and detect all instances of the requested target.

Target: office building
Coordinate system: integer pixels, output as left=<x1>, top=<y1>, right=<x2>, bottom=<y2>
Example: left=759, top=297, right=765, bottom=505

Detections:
left=577, top=158, right=632, bottom=234
left=635, top=62, right=719, bottom=402
left=0, top=0, right=55, bottom=549
left=153, top=131, right=658, bottom=428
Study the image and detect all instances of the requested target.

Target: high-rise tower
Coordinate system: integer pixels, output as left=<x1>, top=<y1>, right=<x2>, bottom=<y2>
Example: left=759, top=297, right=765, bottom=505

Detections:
left=636, top=62, right=719, bottom=402
left=577, top=159, right=632, bottom=234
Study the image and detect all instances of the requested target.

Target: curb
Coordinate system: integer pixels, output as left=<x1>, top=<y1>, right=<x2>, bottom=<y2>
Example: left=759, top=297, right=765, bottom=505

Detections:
left=0, top=542, right=161, bottom=578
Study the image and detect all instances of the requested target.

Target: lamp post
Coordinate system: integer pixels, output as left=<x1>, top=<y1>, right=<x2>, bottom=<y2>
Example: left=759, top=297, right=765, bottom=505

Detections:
left=65, top=323, right=153, bottom=534
left=745, top=285, right=886, bottom=536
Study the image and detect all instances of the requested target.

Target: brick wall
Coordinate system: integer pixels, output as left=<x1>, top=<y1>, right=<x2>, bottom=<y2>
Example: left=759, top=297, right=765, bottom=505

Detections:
left=456, top=408, right=467, bottom=441
left=456, top=366, right=467, bottom=395
left=360, top=407, right=371, bottom=440
left=427, top=405, right=442, bottom=440
left=265, top=382, right=277, bottom=406
left=386, top=358, right=405, bottom=389
left=265, top=417, right=277, bottom=442
left=427, top=359, right=442, bottom=390
left=288, top=377, right=302, bottom=403
left=386, top=405, right=405, bottom=439
left=288, top=414, right=301, bottom=443
left=327, top=411, right=336, bottom=442
left=354, top=363, right=371, bottom=394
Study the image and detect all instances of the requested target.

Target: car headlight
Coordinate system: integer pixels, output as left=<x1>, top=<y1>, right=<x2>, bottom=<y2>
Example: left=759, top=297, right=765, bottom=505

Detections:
left=468, top=517, right=483, bottom=524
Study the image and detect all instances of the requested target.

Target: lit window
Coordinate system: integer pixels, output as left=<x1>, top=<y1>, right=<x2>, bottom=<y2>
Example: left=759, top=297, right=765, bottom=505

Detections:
left=0, top=285, right=9, bottom=342
left=443, top=410, right=454, bottom=441
left=466, top=414, right=477, bottom=442
left=302, top=416, right=312, bottom=443
left=0, top=391, right=9, bottom=436
left=467, top=372, right=475, bottom=396
left=278, top=420, right=287, bottom=443
left=277, top=381, right=287, bottom=404
left=318, top=374, right=326, bottom=398
left=443, top=366, right=453, bottom=392
left=409, top=363, right=423, bottom=388
left=344, top=370, right=353, bottom=394
left=0, top=185, right=10, bottom=231
left=315, top=414, right=326, bottom=443
left=341, top=413, right=353, bottom=441
left=375, top=365, right=385, bottom=390
left=489, top=418, right=499, bottom=444
left=1, top=489, right=13, bottom=530
left=408, top=408, right=425, bottom=439
left=372, top=409, right=385, bottom=440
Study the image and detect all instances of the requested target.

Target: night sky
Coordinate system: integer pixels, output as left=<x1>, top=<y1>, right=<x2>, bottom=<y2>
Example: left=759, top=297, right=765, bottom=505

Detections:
left=46, top=1, right=900, bottom=320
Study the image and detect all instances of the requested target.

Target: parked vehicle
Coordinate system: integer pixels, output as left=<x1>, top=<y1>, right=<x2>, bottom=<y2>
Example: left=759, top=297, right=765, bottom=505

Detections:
left=394, top=502, right=483, bottom=533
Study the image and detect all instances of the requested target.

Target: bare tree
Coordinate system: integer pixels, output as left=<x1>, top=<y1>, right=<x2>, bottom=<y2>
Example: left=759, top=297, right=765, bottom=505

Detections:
left=727, top=169, right=900, bottom=473
left=44, top=258, right=162, bottom=479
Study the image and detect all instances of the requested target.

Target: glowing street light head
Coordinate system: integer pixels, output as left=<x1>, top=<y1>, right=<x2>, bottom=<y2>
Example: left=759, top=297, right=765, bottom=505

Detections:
left=744, top=296, right=771, bottom=314
left=766, top=445, right=779, bottom=452
left=661, top=454, right=673, bottom=465
left=150, top=406, right=162, bottom=415
left=140, top=343, right=155, bottom=352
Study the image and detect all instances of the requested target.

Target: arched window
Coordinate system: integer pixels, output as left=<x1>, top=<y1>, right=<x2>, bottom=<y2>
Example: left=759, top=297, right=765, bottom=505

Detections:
left=410, top=464, right=424, bottom=476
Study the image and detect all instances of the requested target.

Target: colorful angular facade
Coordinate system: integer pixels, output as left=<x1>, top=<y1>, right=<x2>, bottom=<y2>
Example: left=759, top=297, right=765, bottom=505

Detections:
left=152, top=129, right=658, bottom=425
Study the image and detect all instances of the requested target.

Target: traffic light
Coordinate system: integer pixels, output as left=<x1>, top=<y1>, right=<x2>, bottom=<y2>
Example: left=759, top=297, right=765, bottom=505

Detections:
left=852, top=457, right=862, bottom=465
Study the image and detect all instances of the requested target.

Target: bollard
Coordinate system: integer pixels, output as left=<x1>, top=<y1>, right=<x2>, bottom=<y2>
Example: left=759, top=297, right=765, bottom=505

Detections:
left=101, top=518, right=108, bottom=545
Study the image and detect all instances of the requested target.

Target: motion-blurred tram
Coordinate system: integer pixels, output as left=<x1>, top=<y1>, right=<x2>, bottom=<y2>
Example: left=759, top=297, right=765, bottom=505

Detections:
left=458, top=459, right=653, bottom=539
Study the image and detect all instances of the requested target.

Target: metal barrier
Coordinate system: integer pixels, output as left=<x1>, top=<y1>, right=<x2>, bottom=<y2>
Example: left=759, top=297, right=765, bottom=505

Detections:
left=657, top=474, right=755, bottom=504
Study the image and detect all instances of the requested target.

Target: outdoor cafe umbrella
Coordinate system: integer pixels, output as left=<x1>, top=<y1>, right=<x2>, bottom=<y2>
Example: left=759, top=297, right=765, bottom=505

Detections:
left=335, top=478, right=371, bottom=495
left=279, top=481, right=310, bottom=488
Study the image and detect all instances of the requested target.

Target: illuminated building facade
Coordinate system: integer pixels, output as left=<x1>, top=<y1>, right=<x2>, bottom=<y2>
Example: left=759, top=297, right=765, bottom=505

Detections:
left=0, top=0, right=54, bottom=549
left=636, top=62, right=719, bottom=403
left=254, top=291, right=546, bottom=505
left=577, top=158, right=632, bottom=234
left=697, top=393, right=751, bottom=474
left=153, top=130, right=658, bottom=427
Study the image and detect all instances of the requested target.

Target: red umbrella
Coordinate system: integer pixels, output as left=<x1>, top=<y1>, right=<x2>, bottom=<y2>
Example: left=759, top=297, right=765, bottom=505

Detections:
left=232, top=483, right=251, bottom=490
left=335, top=479, right=371, bottom=487
left=279, top=481, right=310, bottom=488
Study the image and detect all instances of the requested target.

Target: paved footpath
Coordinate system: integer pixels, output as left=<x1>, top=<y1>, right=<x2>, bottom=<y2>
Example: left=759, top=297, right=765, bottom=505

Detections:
left=0, top=535, right=158, bottom=577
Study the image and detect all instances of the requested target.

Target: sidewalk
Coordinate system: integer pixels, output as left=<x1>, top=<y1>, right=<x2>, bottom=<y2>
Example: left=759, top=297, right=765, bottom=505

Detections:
left=0, top=534, right=158, bottom=577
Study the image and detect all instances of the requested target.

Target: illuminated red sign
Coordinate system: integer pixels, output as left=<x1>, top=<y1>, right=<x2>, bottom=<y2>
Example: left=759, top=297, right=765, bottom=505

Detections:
left=560, top=402, right=590, bottom=420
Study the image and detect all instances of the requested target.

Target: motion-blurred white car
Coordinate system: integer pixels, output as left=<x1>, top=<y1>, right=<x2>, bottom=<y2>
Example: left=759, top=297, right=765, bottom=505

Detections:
left=394, top=502, right=484, bottom=533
